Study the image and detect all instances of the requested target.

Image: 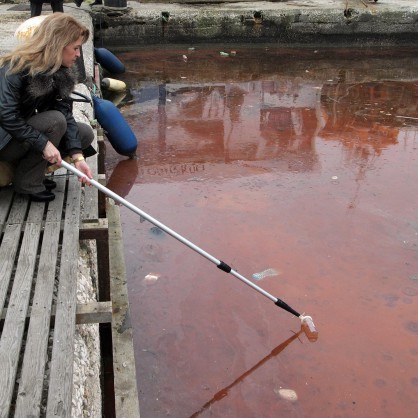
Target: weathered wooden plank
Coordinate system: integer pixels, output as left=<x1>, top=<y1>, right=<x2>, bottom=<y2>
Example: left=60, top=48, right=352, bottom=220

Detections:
left=108, top=199, right=141, bottom=417
left=0, top=194, right=29, bottom=325
left=0, top=201, right=44, bottom=417
left=82, top=181, right=99, bottom=220
left=79, top=218, right=108, bottom=239
left=14, top=177, right=66, bottom=418
left=1, top=301, right=113, bottom=327
left=75, top=301, right=112, bottom=324
left=0, top=186, right=13, bottom=230
left=44, top=174, right=67, bottom=222
left=81, top=129, right=99, bottom=220
left=46, top=175, right=81, bottom=418
left=0, top=224, right=22, bottom=313
left=6, top=192, right=30, bottom=224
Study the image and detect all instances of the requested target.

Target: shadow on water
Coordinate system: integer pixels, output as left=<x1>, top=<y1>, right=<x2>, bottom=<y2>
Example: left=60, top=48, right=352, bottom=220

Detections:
left=103, top=45, right=418, bottom=418
left=189, top=329, right=304, bottom=418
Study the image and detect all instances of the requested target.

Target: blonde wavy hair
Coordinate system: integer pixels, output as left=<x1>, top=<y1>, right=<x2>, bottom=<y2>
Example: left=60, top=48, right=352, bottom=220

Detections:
left=0, top=13, right=89, bottom=76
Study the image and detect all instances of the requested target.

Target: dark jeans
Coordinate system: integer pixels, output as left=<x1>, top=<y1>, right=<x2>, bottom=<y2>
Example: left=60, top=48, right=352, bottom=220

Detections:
left=0, top=110, right=94, bottom=194
left=30, top=0, right=64, bottom=17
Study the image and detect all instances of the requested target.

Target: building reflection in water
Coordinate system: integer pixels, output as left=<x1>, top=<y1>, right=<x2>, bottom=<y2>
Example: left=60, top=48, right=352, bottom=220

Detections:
left=107, top=77, right=417, bottom=196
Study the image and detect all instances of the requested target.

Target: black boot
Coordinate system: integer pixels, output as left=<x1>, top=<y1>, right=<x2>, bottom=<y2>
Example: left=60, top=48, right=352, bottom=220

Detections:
left=28, top=190, right=55, bottom=202
left=43, top=178, right=57, bottom=190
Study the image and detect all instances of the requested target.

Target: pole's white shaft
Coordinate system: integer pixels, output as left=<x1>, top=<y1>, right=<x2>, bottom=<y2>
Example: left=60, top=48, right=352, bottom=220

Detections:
left=61, top=160, right=278, bottom=303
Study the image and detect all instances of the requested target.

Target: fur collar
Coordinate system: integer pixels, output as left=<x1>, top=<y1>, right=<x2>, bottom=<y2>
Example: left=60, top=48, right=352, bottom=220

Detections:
left=27, top=66, right=79, bottom=99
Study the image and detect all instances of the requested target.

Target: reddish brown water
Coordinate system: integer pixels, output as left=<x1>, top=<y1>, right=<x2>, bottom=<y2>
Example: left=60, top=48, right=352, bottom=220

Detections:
left=104, top=46, right=418, bottom=418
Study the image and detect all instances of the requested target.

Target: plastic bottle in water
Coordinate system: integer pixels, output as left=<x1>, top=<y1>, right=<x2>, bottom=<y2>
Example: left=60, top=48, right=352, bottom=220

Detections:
left=301, top=315, right=319, bottom=342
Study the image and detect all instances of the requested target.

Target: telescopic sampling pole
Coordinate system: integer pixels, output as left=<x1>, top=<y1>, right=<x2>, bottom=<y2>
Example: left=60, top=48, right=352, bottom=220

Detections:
left=61, top=160, right=318, bottom=342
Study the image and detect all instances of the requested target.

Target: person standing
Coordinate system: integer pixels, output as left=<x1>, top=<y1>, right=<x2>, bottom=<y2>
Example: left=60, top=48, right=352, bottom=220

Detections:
left=30, top=0, right=64, bottom=18
left=0, top=13, right=95, bottom=202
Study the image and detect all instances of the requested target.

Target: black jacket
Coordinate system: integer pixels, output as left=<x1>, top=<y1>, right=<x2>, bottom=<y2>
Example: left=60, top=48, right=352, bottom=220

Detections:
left=0, top=64, right=82, bottom=154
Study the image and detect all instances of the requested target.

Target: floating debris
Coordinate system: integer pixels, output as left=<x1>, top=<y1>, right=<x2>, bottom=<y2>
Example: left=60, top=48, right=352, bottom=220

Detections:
left=144, top=273, right=160, bottom=282
left=252, top=268, right=280, bottom=281
left=219, top=51, right=229, bottom=57
left=275, top=388, right=298, bottom=402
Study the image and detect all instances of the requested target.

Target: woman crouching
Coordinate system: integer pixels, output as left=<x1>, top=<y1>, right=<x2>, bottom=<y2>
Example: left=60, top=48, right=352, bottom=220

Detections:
left=0, top=13, right=95, bottom=202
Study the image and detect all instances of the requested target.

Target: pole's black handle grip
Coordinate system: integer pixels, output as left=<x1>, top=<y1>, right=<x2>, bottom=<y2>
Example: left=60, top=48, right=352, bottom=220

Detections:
left=275, top=298, right=300, bottom=317
left=217, top=261, right=232, bottom=273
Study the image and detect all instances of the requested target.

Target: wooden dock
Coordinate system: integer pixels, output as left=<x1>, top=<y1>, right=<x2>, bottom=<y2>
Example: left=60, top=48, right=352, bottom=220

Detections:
left=0, top=131, right=140, bottom=416
left=0, top=6, right=139, bottom=416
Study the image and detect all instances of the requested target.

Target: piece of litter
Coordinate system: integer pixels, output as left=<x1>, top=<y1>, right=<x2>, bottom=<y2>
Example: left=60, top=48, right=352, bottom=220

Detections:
left=252, top=268, right=280, bottom=281
left=182, top=55, right=188, bottom=61
left=144, top=273, right=160, bottom=282
left=331, top=176, right=338, bottom=180
left=275, top=388, right=298, bottom=402
left=219, top=51, right=229, bottom=57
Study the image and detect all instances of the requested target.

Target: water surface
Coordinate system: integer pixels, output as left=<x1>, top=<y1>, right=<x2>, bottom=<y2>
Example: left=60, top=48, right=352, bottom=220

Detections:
left=104, top=46, right=418, bottom=418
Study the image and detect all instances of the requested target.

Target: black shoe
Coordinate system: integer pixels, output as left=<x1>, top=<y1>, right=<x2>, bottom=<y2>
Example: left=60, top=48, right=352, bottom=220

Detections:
left=43, top=178, right=57, bottom=190
left=74, top=0, right=83, bottom=7
left=29, top=190, right=55, bottom=202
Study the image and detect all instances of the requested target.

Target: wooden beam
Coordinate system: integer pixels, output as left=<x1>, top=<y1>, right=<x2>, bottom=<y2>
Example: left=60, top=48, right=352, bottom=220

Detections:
left=76, top=301, right=113, bottom=324
left=1, top=302, right=113, bottom=328
left=79, top=218, right=109, bottom=240
left=108, top=199, right=140, bottom=417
